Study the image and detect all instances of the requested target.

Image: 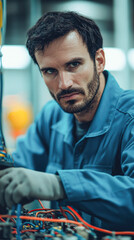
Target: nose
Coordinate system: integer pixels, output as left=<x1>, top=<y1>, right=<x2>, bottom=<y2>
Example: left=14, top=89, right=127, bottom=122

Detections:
left=58, top=71, right=73, bottom=89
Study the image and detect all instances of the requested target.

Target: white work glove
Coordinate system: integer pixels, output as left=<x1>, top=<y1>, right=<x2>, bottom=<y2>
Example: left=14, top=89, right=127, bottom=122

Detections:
left=0, top=167, right=66, bottom=209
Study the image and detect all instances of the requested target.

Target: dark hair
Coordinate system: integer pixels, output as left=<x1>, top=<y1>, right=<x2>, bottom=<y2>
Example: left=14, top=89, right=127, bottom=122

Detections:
left=26, top=11, right=103, bottom=64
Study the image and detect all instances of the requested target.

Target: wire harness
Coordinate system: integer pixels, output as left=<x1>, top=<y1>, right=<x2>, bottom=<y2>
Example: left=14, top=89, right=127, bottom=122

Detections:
left=0, top=200, right=134, bottom=240
left=0, top=0, right=14, bottom=170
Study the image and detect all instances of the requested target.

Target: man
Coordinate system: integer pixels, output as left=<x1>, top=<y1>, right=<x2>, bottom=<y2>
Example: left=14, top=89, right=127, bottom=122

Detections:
left=0, top=11, right=134, bottom=231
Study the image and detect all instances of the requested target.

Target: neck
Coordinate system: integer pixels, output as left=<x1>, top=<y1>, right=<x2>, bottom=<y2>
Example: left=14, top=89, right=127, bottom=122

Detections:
left=74, top=73, right=105, bottom=123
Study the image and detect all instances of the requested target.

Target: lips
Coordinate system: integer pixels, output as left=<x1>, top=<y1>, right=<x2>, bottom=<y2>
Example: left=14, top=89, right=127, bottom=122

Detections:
left=59, top=92, right=80, bottom=101
left=57, top=88, right=85, bottom=101
left=60, top=93, right=78, bottom=98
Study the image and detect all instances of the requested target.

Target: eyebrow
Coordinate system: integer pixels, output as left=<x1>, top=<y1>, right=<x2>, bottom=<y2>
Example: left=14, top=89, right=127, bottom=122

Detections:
left=40, top=57, right=84, bottom=72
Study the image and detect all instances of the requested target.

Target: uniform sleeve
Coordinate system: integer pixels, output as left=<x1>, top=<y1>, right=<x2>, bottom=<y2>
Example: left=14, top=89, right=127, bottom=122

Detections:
left=12, top=104, right=51, bottom=172
left=58, top=118, right=134, bottom=230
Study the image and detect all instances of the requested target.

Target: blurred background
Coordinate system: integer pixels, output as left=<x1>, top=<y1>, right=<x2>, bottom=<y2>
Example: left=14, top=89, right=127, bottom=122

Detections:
left=1, top=0, right=134, bottom=150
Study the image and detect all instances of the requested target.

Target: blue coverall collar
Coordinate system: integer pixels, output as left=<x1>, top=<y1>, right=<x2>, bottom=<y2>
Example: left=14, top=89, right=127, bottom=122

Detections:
left=51, top=71, right=123, bottom=143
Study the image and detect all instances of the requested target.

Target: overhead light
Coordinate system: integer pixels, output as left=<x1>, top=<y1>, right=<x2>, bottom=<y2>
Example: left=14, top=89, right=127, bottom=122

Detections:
left=1, top=45, right=31, bottom=69
left=104, top=48, right=126, bottom=71
left=1, top=45, right=133, bottom=71
left=51, top=1, right=112, bottom=21
left=128, top=49, right=134, bottom=70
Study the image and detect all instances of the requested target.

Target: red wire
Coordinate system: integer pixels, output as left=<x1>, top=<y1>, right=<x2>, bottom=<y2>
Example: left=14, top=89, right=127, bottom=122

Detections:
left=35, top=209, right=77, bottom=221
left=28, top=208, right=51, bottom=213
left=62, top=209, right=77, bottom=221
left=0, top=217, right=6, bottom=222
left=67, top=206, right=134, bottom=235
left=12, top=229, right=38, bottom=234
left=59, top=206, right=68, bottom=219
left=12, top=228, right=53, bottom=238
left=1, top=205, right=134, bottom=236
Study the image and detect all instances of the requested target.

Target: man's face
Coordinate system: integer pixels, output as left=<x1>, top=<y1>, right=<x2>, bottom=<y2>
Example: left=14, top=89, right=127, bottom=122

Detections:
left=35, top=31, right=101, bottom=114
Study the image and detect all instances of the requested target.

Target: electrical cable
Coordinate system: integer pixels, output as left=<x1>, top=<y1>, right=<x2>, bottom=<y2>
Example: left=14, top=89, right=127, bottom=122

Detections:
left=0, top=0, right=14, bottom=170
left=0, top=214, right=84, bottom=227
left=16, top=204, right=22, bottom=240
left=59, top=205, right=68, bottom=219
left=35, top=209, right=78, bottom=221
left=1, top=205, right=134, bottom=239
left=38, top=199, right=46, bottom=209
left=67, top=205, right=134, bottom=236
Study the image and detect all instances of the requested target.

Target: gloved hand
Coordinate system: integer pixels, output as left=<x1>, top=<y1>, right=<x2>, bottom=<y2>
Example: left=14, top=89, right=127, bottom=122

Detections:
left=0, top=167, right=66, bottom=209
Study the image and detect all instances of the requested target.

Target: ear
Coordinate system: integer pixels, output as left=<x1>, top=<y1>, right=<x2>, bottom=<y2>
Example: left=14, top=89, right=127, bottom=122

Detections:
left=95, top=48, right=105, bottom=74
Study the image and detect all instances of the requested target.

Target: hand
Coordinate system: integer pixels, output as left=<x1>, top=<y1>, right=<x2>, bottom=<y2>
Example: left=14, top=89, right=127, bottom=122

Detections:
left=0, top=167, right=65, bottom=209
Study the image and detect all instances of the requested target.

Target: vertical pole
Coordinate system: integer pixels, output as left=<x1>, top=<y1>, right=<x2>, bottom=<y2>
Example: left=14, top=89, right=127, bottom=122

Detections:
left=0, top=0, right=6, bottom=148
left=113, top=0, right=132, bottom=89
left=29, top=0, right=42, bottom=117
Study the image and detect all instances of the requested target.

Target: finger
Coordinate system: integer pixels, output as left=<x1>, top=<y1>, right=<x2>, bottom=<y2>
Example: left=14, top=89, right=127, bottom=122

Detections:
left=0, top=188, right=5, bottom=207
left=0, top=168, right=13, bottom=178
left=4, top=180, right=18, bottom=209
left=12, top=182, right=32, bottom=205
left=0, top=174, right=12, bottom=207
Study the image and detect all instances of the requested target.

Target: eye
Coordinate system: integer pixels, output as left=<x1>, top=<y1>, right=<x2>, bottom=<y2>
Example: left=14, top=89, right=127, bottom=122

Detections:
left=43, top=68, right=57, bottom=75
left=69, top=61, right=80, bottom=68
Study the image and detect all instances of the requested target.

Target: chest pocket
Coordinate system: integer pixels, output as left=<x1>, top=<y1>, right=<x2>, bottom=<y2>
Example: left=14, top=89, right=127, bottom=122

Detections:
left=76, top=137, right=114, bottom=174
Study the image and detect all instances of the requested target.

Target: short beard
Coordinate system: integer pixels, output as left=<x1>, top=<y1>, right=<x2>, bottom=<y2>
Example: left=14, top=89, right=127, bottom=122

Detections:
left=49, top=66, right=100, bottom=114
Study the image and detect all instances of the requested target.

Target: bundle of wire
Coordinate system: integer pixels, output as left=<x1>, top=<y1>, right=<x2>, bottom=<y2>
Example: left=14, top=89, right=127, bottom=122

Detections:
left=0, top=0, right=14, bottom=170
left=0, top=70, right=14, bottom=169
left=0, top=200, right=134, bottom=240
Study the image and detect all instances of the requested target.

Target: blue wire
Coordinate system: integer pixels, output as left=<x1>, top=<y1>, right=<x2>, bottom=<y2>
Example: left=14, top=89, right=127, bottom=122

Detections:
left=16, top=204, right=22, bottom=240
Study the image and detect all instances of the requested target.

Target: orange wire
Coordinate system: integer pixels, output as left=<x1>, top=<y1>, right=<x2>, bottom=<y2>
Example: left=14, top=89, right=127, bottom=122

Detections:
left=35, top=209, right=77, bottom=221
left=67, top=206, right=134, bottom=235
left=38, top=199, right=46, bottom=209
left=35, top=210, right=55, bottom=217
left=0, top=214, right=84, bottom=227
left=63, top=209, right=77, bottom=221
left=67, top=206, right=111, bottom=234
left=36, top=209, right=57, bottom=218
left=1, top=206, right=134, bottom=236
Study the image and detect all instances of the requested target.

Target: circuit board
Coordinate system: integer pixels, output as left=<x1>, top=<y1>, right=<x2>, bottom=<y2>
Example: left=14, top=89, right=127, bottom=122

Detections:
left=0, top=202, right=134, bottom=240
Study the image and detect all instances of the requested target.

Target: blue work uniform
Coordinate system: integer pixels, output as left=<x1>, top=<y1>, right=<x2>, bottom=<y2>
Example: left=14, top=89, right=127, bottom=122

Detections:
left=13, top=70, right=134, bottom=231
